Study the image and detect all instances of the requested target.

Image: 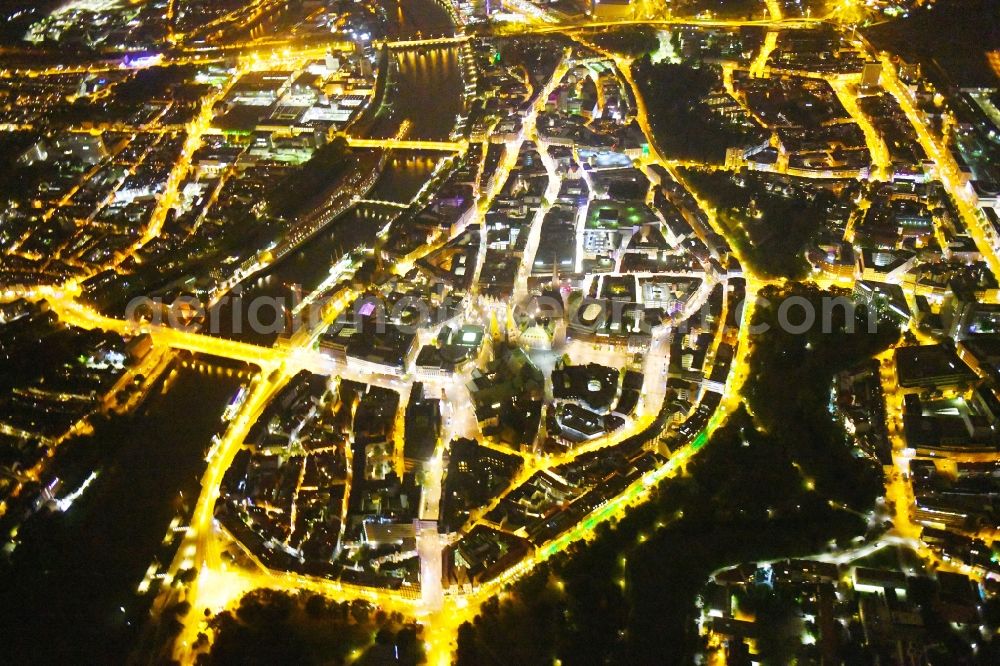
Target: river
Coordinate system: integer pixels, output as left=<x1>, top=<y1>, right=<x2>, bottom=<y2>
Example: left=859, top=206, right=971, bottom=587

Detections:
left=368, top=45, right=466, bottom=140
left=382, top=0, right=456, bottom=38
left=0, top=0, right=467, bottom=661
left=207, top=151, right=441, bottom=346
left=210, top=0, right=466, bottom=346
left=0, top=357, right=251, bottom=663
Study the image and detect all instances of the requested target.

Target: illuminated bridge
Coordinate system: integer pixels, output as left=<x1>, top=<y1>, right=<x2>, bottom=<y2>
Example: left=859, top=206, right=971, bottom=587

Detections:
left=343, top=137, right=468, bottom=152
left=355, top=198, right=412, bottom=209
left=382, top=35, right=470, bottom=49
left=48, top=298, right=283, bottom=366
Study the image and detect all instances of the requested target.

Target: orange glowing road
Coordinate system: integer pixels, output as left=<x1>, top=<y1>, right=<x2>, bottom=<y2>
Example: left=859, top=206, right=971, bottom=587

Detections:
left=15, top=2, right=1000, bottom=662
left=876, top=49, right=1000, bottom=278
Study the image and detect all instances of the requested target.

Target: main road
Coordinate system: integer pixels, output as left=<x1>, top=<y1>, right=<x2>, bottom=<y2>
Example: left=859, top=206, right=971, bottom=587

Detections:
left=24, top=5, right=992, bottom=664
